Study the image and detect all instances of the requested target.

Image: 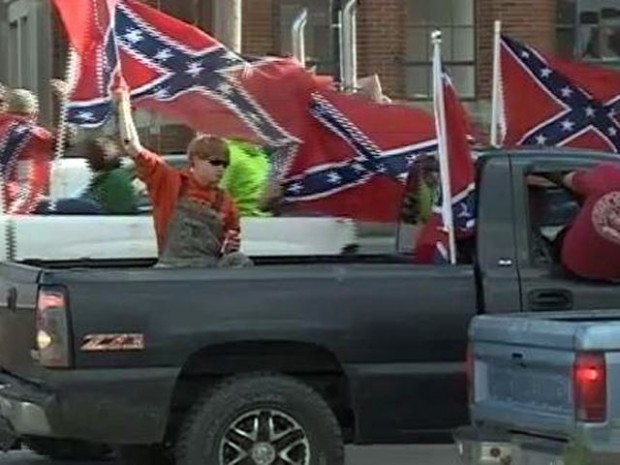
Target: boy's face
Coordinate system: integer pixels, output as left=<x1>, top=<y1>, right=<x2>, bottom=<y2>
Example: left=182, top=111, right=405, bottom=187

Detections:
left=190, top=152, right=229, bottom=186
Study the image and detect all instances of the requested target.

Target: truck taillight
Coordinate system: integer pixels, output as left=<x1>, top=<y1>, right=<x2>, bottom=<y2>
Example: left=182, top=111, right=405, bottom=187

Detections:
left=36, top=287, right=71, bottom=368
left=573, top=352, right=606, bottom=423
left=466, top=343, right=475, bottom=404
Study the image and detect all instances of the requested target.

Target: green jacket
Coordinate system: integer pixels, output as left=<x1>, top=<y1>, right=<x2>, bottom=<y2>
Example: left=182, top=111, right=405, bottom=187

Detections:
left=83, top=167, right=137, bottom=215
left=221, top=140, right=271, bottom=217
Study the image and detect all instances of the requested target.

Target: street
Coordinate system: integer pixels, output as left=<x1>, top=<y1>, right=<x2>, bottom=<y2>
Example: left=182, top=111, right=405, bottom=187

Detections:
left=0, top=445, right=461, bottom=465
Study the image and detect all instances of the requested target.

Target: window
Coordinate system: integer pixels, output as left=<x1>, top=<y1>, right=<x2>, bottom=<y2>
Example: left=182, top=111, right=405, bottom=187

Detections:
left=526, top=174, right=580, bottom=267
left=7, top=1, right=33, bottom=89
left=556, top=0, right=620, bottom=65
left=556, top=0, right=578, bottom=58
left=279, top=0, right=332, bottom=73
left=404, top=0, right=476, bottom=100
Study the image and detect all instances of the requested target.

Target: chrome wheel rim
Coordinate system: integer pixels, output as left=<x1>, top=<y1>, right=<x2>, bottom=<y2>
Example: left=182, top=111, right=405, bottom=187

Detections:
left=218, top=408, right=310, bottom=465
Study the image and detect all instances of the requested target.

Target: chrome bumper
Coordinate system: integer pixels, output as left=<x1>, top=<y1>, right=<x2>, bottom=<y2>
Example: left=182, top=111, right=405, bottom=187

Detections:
left=0, top=389, right=51, bottom=437
left=453, top=426, right=566, bottom=465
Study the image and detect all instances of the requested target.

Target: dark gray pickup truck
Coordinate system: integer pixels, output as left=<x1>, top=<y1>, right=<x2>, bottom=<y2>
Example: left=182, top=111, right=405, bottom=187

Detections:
left=0, top=148, right=619, bottom=465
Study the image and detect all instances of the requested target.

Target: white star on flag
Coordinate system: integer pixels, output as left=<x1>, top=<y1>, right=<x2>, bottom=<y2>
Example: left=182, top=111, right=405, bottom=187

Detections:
left=561, top=119, right=575, bottom=131
left=77, top=112, right=96, bottom=122
left=561, top=87, right=573, bottom=98
left=327, top=171, right=342, bottom=184
left=289, top=182, right=303, bottom=194
left=540, top=68, right=552, bottom=78
left=186, top=61, right=204, bottom=78
left=124, top=29, right=144, bottom=44
left=154, top=48, right=173, bottom=61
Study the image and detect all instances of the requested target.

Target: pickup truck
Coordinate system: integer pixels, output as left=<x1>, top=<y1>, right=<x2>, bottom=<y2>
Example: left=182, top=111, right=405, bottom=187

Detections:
left=455, top=311, right=620, bottom=465
left=0, top=148, right=619, bottom=465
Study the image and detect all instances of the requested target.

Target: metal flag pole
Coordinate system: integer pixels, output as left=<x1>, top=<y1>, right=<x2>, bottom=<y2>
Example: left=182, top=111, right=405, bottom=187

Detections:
left=490, top=20, right=502, bottom=148
left=431, top=30, right=457, bottom=264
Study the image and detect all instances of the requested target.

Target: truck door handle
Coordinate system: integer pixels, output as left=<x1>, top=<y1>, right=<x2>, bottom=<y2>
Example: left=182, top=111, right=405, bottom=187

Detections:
left=528, top=289, right=573, bottom=311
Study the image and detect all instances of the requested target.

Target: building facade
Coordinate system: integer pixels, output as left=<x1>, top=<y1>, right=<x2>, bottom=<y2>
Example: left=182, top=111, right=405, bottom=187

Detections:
left=0, top=0, right=618, bottom=150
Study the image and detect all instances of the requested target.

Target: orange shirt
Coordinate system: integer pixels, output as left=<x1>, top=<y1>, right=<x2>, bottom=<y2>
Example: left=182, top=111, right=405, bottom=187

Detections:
left=135, top=149, right=240, bottom=253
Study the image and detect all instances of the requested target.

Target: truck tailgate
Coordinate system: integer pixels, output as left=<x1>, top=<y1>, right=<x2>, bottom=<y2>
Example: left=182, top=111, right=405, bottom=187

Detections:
left=0, top=263, right=43, bottom=382
left=470, top=312, right=620, bottom=438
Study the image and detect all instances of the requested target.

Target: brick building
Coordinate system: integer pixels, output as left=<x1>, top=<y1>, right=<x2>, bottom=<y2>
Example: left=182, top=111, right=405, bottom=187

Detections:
left=1, top=0, right=619, bottom=151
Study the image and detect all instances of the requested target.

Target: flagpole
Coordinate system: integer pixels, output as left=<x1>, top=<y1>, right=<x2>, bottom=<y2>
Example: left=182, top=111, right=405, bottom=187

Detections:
left=490, top=20, right=502, bottom=147
left=53, top=47, right=78, bottom=162
left=431, top=30, right=457, bottom=264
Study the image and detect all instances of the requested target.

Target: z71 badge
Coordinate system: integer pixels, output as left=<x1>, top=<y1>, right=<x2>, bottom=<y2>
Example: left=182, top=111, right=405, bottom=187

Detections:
left=80, top=334, right=145, bottom=352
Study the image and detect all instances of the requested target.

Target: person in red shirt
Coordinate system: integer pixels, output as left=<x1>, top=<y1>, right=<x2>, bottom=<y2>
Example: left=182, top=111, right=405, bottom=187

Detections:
left=0, top=88, right=54, bottom=214
left=114, top=88, right=250, bottom=268
left=557, top=163, right=620, bottom=281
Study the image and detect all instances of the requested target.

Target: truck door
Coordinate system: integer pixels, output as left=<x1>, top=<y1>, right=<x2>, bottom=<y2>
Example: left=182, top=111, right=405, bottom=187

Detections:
left=475, top=156, right=523, bottom=313
left=510, top=153, right=620, bottom=311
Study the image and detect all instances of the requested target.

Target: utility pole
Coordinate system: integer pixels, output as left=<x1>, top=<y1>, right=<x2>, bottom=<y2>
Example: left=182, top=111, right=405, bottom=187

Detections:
left=213, top=0, right=242, bottom=52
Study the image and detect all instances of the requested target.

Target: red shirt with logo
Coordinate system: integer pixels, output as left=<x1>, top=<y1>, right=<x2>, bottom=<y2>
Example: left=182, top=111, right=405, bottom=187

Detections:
left=562, top=163, right=620, bottom=281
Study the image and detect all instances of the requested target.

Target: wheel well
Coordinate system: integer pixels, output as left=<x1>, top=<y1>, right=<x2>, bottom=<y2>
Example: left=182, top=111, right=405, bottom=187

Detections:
left=167, top=341, right=354, bottom=441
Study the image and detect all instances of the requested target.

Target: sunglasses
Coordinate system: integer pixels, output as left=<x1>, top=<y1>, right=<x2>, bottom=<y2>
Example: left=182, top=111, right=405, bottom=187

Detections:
left=207, top=159, right=230, bottom=168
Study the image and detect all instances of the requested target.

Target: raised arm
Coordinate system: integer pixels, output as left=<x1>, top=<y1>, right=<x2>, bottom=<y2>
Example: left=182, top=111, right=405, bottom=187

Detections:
left=113, top=88, right=174, bottom=191
left=114, top=88, right=143, bottom=158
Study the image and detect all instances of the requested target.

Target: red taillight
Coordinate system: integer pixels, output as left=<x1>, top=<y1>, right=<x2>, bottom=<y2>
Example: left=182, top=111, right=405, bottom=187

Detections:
left=573, top=352, right=606, bottom=423
left=466, top=344, right=475, bottom=403
left=36, top=288, right=71, bottom=368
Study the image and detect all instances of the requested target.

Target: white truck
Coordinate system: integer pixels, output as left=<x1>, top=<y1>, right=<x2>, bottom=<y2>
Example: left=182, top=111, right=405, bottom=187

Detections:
left=0, top=155, right=359, bottom=263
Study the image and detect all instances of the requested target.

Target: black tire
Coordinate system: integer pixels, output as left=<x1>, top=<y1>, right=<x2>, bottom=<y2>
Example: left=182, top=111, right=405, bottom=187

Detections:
left=23, top=437, right=111, bottom=461
left=175, top=374, right=344, bottom=465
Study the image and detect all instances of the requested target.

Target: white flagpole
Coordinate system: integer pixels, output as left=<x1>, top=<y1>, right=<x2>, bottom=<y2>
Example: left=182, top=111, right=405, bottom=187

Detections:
left=490, top=20, right=502, bottom=147
left=431, top=30, right=457, bottom=264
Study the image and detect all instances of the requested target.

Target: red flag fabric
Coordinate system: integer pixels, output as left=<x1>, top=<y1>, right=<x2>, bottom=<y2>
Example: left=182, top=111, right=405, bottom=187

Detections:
left=500, top=34, right=620, bottom=153
left=53, top=0, right=117, bottom=57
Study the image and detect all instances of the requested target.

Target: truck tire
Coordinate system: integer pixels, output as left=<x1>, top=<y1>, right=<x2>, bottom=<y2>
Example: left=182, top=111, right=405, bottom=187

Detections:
left=175, top=374, right=344, bottom=465
left=23, top=437, right=111, bottom=461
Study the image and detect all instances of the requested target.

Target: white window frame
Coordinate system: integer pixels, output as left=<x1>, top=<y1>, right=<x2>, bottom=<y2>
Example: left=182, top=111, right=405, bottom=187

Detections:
left=557, top=0, right=620, bottom=66
left=6, top=0, right=38, bottom=90
left=403, top=0, right=476, bottom=100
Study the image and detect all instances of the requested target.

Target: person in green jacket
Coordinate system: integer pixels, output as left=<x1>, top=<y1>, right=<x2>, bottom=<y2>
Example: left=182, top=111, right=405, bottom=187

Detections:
left=220, top=139, right=271, bottom=217
left=81, top=137, right=137, bottom=215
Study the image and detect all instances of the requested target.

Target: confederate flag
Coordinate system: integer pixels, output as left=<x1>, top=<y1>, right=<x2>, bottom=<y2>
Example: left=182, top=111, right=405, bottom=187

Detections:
left=498, top=34, right=620, bottom=153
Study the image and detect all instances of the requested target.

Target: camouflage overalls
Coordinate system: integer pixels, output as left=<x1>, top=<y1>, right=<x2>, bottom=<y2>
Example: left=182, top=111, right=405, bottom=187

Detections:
left=156, top=190, right=252, bottom=268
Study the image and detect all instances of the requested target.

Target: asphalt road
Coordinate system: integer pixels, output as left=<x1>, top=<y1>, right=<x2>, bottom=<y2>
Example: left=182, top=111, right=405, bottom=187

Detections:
left=1, top=445, right=461, bottom=465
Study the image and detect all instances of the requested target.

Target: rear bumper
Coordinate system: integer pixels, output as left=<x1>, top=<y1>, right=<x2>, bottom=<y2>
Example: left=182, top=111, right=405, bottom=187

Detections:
left=0, top=367, right=179, bottom=444
left=453, top=426, right=620, bottom=465
left=453, top=426, right=566, bottom=465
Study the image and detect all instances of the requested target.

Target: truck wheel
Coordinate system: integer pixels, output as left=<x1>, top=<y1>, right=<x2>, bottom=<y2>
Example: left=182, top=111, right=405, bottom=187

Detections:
left=176, top=374, right=344, bottom=465
left=23, top=437, right=111, bottom=461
